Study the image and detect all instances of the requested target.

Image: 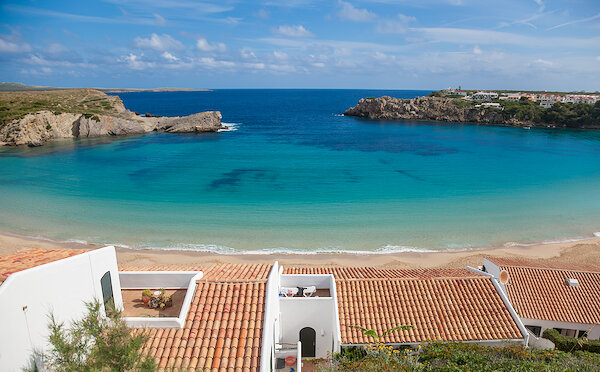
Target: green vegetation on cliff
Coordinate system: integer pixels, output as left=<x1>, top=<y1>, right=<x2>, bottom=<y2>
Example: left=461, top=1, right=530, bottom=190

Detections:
left=0, top=89, right=123, bottom=125
left=502, top=100, right=600, bottom=128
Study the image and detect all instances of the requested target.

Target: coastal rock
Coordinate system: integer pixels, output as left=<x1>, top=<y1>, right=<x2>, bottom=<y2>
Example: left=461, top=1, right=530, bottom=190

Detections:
left=0, top=110, right=224, bottom=146
left=344, top=96, right=526, bottom=127
left=156, top=111, right=223, bottom=133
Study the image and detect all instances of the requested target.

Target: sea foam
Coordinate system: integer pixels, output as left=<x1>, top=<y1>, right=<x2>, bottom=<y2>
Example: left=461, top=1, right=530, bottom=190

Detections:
left=219, top=122, right=240, bottom=132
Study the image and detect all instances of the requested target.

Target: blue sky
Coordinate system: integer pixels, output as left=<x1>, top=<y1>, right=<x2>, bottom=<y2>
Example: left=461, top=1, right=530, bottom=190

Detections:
left=0, top=0, right=599, bottom=90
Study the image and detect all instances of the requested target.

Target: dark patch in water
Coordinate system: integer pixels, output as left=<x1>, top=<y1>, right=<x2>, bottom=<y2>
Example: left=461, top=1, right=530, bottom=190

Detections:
left=395, top=169, right=427, bottom=182
left=209, top=168, right=272, bottom=189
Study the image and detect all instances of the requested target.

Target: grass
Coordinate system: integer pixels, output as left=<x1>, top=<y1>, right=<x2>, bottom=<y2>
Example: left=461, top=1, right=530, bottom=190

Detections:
left=0, top=88, right=123, bottom=126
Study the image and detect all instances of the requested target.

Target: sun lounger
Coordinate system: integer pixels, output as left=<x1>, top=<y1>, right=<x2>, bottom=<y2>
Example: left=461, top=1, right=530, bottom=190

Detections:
left=280, top=287, right=299, bottom=297
left=303, top=286, right=316, bottom=297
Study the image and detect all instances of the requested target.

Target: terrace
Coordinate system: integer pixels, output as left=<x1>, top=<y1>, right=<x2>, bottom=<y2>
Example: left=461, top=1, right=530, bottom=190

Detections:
left=118, top=270, right=203, bottom=328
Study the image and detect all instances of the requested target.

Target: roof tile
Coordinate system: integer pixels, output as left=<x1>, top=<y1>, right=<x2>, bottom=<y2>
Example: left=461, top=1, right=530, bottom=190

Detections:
left=0, top=249, right=89, bottom=284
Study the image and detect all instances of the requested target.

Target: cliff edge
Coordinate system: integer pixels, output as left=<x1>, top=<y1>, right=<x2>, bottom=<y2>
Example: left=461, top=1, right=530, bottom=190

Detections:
left=344, top=96, right=600, bottom=129
left=0, top=89, right=223, bottom=146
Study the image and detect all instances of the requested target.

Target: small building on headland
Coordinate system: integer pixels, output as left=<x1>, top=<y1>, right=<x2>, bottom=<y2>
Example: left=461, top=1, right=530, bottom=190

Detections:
left=472, top=91, right=499, bottom=101
left=480, top=257, right=600, bottom=340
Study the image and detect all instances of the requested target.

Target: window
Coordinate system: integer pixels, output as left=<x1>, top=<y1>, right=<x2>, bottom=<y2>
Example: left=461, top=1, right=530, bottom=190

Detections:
left=525, top=325, right=541, bottom=337
left=100, top=271, right=115, bottom=311
left=578, top=330, right=587, bottom=338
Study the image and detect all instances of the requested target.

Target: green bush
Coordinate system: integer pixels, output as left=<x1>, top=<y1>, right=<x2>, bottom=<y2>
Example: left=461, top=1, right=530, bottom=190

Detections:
left=318, top=341, right=600, bottom=371
left=36, top=300, right=156, bottom=372
left=542, top=329, right=600, bottom=353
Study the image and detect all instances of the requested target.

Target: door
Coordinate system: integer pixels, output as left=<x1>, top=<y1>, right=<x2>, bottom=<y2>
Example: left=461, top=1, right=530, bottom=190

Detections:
left=299, top=327, right=316, bottom=357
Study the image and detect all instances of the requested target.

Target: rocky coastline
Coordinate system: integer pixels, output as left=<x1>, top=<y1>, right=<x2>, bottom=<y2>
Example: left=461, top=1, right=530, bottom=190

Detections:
left=343, top=96, right=599, bottom=129
left=0, top=89, right=223, bottom=146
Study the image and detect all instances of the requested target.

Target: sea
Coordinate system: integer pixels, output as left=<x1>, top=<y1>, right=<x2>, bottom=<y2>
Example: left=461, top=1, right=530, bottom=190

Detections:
left=1, top=89, right=600, bottom=254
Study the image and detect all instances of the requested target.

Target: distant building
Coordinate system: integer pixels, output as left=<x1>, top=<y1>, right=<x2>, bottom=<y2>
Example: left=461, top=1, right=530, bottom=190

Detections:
left=472, top=91, right=499, bottom=101
left=481, top=257, right=600, bottom=340
left=442, top=88, right=468, bottom=96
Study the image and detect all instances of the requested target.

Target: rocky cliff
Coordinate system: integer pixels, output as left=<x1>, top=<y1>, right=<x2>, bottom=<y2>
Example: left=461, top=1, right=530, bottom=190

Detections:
left=344, top=96, right=532, bottom=127
left=0, top=89, right=223, bottom=146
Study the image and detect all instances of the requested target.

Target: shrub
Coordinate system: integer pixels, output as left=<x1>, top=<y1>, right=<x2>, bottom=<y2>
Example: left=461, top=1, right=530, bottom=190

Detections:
left=318, top=341, right=600, bottom=371
left=542, top=329, right=600, bottom=353
left=38, top=300, right=156, bottom=371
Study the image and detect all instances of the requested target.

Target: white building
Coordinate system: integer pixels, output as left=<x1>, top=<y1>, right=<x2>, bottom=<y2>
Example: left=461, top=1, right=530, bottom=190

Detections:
left=482, top=257, right=600, bottom=340
left=472, top=91, right=499, bottom=101
left=0, top=249, right=530, bottom=372
left=0, top=248, right=202, bottom=371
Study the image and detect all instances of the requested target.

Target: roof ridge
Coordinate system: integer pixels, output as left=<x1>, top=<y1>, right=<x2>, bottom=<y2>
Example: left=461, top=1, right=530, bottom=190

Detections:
left=501, top=264, right=600, bottom=275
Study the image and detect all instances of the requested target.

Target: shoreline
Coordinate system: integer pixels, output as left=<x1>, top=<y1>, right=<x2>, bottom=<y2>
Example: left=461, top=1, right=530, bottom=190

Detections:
left=1, top=229, right=599, bottom=269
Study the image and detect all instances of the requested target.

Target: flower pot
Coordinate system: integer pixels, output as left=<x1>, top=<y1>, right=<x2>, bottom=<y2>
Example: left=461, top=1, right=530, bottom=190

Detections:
left=142, top=295, right=151, bottom=305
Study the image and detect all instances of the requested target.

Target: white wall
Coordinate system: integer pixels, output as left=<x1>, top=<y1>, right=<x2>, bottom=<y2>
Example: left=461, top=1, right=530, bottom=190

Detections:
left=521, top=319, right=600, bottom=340
left=279, top=298, right=336, bottom=359
left=0, top=246, right=121, bottom=372
left=259, top=262, right=280, bottom=372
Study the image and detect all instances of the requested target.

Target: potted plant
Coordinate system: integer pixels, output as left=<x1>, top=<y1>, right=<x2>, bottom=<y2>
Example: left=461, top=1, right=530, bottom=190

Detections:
left=141, top=289, right=152, bottom=305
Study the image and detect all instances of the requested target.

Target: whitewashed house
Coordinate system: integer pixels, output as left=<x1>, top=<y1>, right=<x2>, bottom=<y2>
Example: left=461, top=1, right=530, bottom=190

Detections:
left=0, top=248, right=202, bottom=371
left=472, top=91, right=499, bottom=101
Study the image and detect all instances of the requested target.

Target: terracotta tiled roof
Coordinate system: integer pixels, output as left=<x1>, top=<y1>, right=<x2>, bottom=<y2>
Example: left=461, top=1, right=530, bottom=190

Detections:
left=487, top=257, right=600, bottom=273
left=283, top=266, right=479, bottom=279
left=119, top=265, right=205, bottom=272
left=201, top=264, right=272, bottom=282
left=284, top=266, right=522, bottom=344
left=336, top=277, right=523, bottom=344
left=0, top=249, right=89, bottom=284
left=487, top=258, right=600, bottom=324
left=133, top=281, right=265, bottom=371
left=124, top=264, right=271, bottom=371
left=120, top=263, right=272, bottom=282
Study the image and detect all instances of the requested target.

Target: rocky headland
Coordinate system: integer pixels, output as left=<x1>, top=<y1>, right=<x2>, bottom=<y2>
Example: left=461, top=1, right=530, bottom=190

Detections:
left=0, top=88, right=223, bottom=146
left=344, top=96, right=600, bottom=129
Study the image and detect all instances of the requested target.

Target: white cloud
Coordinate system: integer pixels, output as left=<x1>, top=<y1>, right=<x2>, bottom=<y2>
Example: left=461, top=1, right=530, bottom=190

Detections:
left=153, top=13, right=166, bottom=26
left=411, top=27, right=600, bottom=49
left=240, top=48, right=257, bottom=59
left=196, top=38, right=227, bottom=52
left=134, top=33, right=183, bottom=51
left=338, top=1, right=376, bottom=22
left=547, top=12, right=600, bottom=31
left=255, top=9, right=269, bottom=19
left=534, top=58, right=552, bottom=66
left=0, top=38, right=32, bottom=53
left=273, top=25, right=313, bottom=38
left=120, top=53, right=155, bottom=70
left=198, top=57, right=235, bottom=68
left=377, top=13, right=416, bottom=34
left=473, top=46, right=482, bottom=55
left=273, top=50, right=289, bottom=60
left=161, top=51, right=179, bottom=61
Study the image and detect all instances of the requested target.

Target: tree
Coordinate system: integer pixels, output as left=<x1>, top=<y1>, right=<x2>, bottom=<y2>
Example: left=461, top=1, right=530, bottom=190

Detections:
left=39, top=300, right=156, bottom=372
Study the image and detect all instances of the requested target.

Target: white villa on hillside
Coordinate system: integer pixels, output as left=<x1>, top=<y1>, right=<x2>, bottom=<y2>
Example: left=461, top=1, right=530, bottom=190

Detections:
left=0, top=248, right=533, bottom=371
left=472, top=91, right=498, bottom=101
left=481, top=257, right=600, bottom=340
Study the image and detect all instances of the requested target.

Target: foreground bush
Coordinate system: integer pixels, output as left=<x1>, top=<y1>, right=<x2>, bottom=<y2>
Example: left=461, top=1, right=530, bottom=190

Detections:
left=542, top=328, right=600, bottom=353
left=33, top=300, right=156, bottom=372
left=317, top=341, right=600, bottom=371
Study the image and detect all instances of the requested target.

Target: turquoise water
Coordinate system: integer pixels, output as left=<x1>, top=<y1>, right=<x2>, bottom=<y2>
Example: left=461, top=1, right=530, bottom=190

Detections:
left=1, top=90, right=600, bottom=253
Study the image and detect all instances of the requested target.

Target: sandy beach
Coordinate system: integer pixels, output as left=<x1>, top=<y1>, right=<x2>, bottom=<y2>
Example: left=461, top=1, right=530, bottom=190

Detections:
left=2, top=229, right=599, bottom=269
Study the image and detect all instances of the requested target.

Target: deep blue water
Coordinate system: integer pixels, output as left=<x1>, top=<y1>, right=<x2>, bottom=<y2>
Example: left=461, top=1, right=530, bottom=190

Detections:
left=1, top=90, right=600, bottom=253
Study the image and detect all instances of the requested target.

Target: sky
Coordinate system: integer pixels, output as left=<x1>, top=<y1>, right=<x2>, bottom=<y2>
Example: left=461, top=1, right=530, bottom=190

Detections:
left=0, top=0, right=599, bottom=90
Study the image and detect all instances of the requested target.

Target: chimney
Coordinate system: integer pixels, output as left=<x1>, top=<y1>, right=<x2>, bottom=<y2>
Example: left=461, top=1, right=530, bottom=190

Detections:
left=566, top=278, right=579, bottom=287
